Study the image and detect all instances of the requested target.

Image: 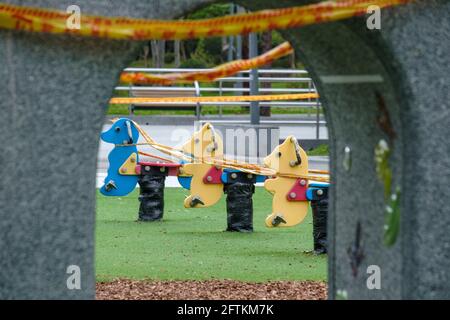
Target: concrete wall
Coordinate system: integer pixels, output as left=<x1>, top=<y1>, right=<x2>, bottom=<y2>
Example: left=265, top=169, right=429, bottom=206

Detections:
left=0, top=0, right=448, bottom=299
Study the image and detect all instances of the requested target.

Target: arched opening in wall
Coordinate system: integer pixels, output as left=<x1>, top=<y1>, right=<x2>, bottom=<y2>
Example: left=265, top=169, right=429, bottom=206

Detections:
left=1, top=0, right=429, bottom=301
left=95, top=2, right=330, bottom=300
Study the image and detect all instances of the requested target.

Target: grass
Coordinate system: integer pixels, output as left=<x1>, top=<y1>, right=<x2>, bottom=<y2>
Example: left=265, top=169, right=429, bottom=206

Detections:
left=96, top=187, right=327, bottom=282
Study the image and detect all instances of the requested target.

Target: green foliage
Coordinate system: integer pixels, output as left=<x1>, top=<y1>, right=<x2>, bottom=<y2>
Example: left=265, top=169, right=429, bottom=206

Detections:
left=183, top=39, right=199, bottom=59
left=269, top=31, right=292, bottom=68
left=307, top=144, right=329, bottom=156
left=191, top=39, right=217, bottom=67
left=272, top=31, right=285, bottom=47
left=96, top=187, right=327, bottom=282
left=107, top=104, right=321, bottom=116
left=107, top=104, right=320, bottom=116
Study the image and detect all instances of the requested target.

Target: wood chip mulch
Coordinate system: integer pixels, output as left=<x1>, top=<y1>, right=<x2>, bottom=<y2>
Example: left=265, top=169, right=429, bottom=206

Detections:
left=96, top=279, right=327, bottom=300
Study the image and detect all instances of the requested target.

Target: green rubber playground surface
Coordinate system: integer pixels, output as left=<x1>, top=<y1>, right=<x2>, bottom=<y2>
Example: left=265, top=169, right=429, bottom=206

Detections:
left=96, top=187, right=327, bottom=282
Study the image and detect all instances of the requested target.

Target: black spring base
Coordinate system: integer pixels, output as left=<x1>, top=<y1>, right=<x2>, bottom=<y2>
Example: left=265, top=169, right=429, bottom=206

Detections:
left=224, top=172, right=255, bottom=232
left=137, top=174, right=166, bottom=222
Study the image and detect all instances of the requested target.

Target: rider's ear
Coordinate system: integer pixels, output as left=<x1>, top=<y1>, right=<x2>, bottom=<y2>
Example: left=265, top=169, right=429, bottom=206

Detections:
left=125, top=121, right=133, bottom=144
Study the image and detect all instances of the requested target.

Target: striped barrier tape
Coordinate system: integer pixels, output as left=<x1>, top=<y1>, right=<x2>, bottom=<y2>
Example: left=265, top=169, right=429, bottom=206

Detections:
left=120, top=42, right=294, bottom=85
left=0, top=0, right=412, bottom=41
left=109, top=93, right=320, bottom=105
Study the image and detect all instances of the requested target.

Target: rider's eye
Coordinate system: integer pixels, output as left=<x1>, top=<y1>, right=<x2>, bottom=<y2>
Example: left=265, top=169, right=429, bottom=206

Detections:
left=115, top=127, right=121, bottom=132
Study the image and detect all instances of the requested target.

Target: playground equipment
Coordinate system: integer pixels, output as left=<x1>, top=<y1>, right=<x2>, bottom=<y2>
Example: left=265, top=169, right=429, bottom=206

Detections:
left=100, top=118, right=329, bottom=230
left=4, top=0, right=441, bottom=299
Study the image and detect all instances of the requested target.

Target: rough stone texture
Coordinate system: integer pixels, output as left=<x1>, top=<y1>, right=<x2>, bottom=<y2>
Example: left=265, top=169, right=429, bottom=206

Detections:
left=0, top=0, right=449, bottom=299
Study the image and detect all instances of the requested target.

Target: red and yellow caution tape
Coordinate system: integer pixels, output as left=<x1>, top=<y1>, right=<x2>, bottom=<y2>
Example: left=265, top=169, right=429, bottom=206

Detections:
left=129, top=120, right=330, bottom=180
left=120, top=42, right=294, bottom=85
left=0, top=1, right=411, bottom=41
left=109, top=93, right=319, bottom=105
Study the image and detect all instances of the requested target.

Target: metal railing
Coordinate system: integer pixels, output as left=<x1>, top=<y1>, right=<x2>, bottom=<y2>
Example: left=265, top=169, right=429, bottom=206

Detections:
left=114, top=68, right=324, bottom=139
left=123, top=67, right=309, bottom=74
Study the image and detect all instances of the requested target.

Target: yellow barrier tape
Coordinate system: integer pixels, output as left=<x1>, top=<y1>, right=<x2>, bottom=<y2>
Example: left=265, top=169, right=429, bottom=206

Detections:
left=0, top=1, right=411, bottom=41
left=109, top=93, right=319, bottom=105
left=120, top=42, right=294, bottom=85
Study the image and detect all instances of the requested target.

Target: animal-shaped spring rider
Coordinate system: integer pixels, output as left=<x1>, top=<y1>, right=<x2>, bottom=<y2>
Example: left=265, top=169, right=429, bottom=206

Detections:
left=100, top=118, right=329, bottom=242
